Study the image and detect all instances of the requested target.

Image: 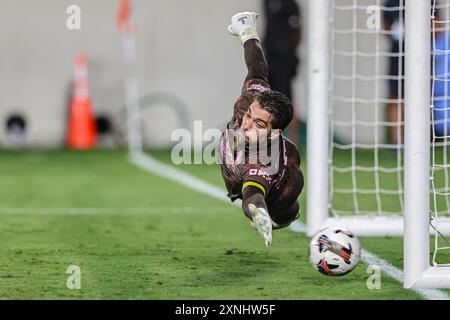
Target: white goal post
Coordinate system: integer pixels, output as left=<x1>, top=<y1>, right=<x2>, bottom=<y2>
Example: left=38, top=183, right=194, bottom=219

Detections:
left=403, top=0, right=450, bottom=289
left=307, top=0, right=450, bottom=288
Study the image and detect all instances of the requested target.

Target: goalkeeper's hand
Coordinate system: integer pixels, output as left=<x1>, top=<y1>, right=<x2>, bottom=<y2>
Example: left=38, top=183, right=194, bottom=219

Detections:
left=228, top=11, right=260, bottom=45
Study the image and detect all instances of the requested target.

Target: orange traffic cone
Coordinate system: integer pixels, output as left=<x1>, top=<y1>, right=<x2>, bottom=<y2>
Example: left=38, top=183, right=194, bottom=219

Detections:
left=66, top=53, right=97, bottom=149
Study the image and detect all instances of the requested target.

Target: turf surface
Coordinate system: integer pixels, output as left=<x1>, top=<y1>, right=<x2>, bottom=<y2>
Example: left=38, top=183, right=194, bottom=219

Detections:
left=0, top=149, right=444, bottom=299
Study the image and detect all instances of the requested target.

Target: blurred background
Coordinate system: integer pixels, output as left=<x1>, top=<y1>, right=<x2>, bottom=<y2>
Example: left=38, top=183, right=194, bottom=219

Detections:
left=0, top=0, right=309, bottom=149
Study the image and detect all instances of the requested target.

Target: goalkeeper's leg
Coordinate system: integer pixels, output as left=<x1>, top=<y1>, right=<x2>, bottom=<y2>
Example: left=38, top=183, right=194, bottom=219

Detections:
left=270, top=201, right=300, bottom=230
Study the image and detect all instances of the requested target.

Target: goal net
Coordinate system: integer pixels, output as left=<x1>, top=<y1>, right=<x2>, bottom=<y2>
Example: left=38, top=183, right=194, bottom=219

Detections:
left=430, top=0, right=450, bottom=270
left=308, top=0, right=450, bottom=287
left=308, top=0, right=412, bottom=235
left=328, top=0, right=405, bottom=219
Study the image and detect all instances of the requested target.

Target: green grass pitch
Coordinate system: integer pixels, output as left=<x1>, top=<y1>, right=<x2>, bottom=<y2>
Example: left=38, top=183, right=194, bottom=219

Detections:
left=0, top=149, right=447, bottom=299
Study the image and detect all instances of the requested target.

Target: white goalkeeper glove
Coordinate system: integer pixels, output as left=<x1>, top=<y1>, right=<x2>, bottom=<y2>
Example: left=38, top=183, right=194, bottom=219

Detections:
left=248, top=203, right=272, bottom=247
left=228, top=11, right=260, bottom=45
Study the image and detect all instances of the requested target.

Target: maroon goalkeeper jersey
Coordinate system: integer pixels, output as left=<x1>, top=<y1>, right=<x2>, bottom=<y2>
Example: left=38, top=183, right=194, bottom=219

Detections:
left=218, top=79, right=304, bottom=220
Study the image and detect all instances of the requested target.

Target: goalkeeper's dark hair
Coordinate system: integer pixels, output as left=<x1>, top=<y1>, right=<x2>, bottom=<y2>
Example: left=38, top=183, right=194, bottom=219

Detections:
left=255, top=90, right=293, bottom=130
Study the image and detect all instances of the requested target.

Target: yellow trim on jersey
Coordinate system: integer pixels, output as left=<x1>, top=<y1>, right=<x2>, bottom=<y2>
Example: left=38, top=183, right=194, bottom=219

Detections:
left=242, top=181, right=266, bottom=196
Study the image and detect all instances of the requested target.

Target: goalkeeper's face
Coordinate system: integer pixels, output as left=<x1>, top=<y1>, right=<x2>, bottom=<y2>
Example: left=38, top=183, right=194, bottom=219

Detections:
left=240, top=102, right=272, bottom=142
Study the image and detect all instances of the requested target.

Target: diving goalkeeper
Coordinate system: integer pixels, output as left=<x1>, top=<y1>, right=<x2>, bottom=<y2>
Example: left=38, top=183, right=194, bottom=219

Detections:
left=219, top=12, right=304, bottom=246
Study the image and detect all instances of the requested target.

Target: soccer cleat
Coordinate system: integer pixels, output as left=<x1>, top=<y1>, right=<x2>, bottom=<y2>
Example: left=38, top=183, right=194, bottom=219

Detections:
left=248, top=203, right=272, bottom=247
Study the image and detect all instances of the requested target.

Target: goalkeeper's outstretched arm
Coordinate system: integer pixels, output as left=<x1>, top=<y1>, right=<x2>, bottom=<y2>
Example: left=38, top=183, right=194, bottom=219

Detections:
left=242, top=185, right=267, bottom=220
left=228, top=12, right=269, bottom=92
left=226, top=12, right=274, bottom=247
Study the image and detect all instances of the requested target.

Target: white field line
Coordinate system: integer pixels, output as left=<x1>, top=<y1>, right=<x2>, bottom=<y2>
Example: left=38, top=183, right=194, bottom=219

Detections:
left=129, top=151, right=243, bottom=207
left=361, top=250, right=450, bottom=300
left=129, top=151, right=450, bottom=300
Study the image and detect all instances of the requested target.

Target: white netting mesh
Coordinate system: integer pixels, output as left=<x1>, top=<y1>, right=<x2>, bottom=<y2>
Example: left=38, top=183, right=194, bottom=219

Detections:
left=329, top=0, right=405, bottom=217
left=431, top=0, right=450, bottom=266
left=328, top=0, right=450, bottom=265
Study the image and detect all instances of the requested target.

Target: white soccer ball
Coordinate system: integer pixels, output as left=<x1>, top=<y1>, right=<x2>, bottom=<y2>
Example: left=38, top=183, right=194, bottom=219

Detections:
left=309, top=226, right=361, bottom=276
